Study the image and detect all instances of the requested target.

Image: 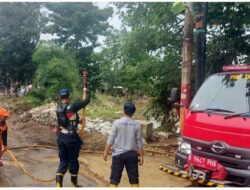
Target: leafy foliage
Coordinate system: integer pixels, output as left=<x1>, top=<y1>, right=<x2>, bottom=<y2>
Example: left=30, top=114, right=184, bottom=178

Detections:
left=45, top=3, right=113, bottom=50
left=32, top=42, right=82, bottom=101
left=96, top=2, right=250, bottom=130
left=206, top=2, right=250, bottom=75
left=172, top=2, right=187, bottom=14
left=0, top=2, right=43, bottom=89
left=44, top=3, right=113, bottom=91
left=0, top=2, right=250, bottom=130
left=95, top=3, right=183, bottom=129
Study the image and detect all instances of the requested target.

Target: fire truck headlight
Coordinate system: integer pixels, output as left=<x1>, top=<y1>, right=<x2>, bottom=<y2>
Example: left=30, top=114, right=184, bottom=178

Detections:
left=178, top=138, right=192, bottom=155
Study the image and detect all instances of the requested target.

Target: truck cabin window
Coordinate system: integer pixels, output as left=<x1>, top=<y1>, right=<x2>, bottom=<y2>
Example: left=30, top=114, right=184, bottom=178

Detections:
left=190, top=73, right=250, bottom=114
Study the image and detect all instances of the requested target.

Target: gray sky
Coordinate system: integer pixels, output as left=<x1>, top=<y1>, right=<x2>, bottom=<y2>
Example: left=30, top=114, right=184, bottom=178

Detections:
left=94, top=2, right=122, bottom=52
left=95, top=2, right=122, bottom=30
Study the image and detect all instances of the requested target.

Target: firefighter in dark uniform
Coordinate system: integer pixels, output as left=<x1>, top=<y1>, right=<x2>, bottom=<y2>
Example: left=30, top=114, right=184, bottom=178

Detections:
left=53, top=88, right=90, bottom=187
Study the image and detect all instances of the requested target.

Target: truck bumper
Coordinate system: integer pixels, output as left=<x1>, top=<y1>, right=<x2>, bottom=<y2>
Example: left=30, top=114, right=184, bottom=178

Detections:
left=159, top=164, right=225, bottom=187
left=175, top=152, right=250, bottom=187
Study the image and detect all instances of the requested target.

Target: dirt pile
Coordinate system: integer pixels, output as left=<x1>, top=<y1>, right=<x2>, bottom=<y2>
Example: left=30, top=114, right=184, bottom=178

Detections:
left=17, top=102, right=178, bottom=148
left=17, top=103, right=114, bottom=136
left=18, top=103, right=57, bottom=127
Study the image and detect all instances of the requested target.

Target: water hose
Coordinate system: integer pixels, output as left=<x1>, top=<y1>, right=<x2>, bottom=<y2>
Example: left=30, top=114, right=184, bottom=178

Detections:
left=4, top=144, right=106, bottom=183
left=6, top=149, right=56, bottom=182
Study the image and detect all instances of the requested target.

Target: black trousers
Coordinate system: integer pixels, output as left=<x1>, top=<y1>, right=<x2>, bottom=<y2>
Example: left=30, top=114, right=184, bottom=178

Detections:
left=110, top=151, right=139, bottom=185
left=56, top=133, right=83, bottom=175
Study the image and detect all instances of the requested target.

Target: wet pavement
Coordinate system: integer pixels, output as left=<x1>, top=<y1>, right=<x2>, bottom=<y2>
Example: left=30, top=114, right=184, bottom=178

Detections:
left=0, top=147, right=97, bottom=187
left=0, top=114, right=97, bottom=187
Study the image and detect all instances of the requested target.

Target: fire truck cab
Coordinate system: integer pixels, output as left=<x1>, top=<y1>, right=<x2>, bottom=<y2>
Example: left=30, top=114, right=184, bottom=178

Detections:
left=175, top=65, right=250, bottom=186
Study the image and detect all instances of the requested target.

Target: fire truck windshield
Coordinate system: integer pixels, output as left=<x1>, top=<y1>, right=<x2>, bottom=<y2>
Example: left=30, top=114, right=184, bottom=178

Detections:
left=190, top=73, right=250, bottom=114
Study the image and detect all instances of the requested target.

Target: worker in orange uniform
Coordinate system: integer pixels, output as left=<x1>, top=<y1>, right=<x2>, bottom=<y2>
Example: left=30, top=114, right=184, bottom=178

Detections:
left=0, top=108, right=9, bottom=166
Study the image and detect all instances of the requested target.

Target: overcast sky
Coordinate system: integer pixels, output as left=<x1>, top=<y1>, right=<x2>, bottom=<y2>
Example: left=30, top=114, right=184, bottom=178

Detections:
left=95, top=2, right=122, bottom=30
left=94, top=2, right=122, bottom=52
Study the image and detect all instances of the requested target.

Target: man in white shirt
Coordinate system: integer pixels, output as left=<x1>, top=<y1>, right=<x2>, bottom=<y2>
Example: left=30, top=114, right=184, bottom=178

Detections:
left=103, top=102, right=144, bottom=187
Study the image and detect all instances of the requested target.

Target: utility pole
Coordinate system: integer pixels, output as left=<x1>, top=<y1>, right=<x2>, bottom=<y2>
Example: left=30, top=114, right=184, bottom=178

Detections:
left=202, top=2, right=208, bottom=80
left=179, top=2, right=193, bottom=132
left=194, top=2, right=208, bottom=92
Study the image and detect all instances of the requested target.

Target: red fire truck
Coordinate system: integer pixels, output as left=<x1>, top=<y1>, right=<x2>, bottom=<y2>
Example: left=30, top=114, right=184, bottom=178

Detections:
left=161, top=65, right=250, bottom=187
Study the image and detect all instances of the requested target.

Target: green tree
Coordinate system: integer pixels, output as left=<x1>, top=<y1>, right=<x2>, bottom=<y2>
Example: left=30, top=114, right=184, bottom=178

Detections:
left=206, top=2, right=250, bottom=75
left=0, top=2, right=43, bottom=90
left=44, top=2, right=113, bottom=91
left=32, top=42, right=82, bottom=101
left=106, top=2, right=250, bottom=130
left=93, top=30, right=126, bottom=95
left=96, top=3, right=183, bottom=130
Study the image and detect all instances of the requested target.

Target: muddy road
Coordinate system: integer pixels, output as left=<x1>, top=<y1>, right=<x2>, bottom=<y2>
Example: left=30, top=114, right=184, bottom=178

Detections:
left=0, top=112, right=190, bottom=187
left=1, top=114, right=96, bottom=187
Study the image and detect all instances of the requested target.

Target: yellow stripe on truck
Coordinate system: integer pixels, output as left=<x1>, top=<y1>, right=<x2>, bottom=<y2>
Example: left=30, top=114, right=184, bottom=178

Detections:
left=159, top=165, right=225, bottom=188
left=206, top=181, right=214, bottom=186
left=216, top=184, right=224, bottom=188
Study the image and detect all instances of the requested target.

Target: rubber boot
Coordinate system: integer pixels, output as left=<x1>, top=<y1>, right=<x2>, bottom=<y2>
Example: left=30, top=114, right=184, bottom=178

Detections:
left=56, top=173, right=64, bottom=187
left=71, top=174, right=82, bottom=187
left=131, top=184, right=139, bottom=187
left=109, top=184, right=118, bottom=187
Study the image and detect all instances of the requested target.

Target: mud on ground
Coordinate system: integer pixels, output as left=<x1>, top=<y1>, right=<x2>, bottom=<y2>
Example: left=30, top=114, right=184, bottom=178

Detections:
left=0, top=104, right=190, bottom=187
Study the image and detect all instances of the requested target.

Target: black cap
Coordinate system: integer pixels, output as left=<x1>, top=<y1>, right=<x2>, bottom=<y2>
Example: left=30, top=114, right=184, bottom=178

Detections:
left=59, top=88, right=70, bottom=98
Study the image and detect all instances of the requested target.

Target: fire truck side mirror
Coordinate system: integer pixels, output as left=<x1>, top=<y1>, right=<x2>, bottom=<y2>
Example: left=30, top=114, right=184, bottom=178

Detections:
left=168, top=87, right=180, bottom=103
